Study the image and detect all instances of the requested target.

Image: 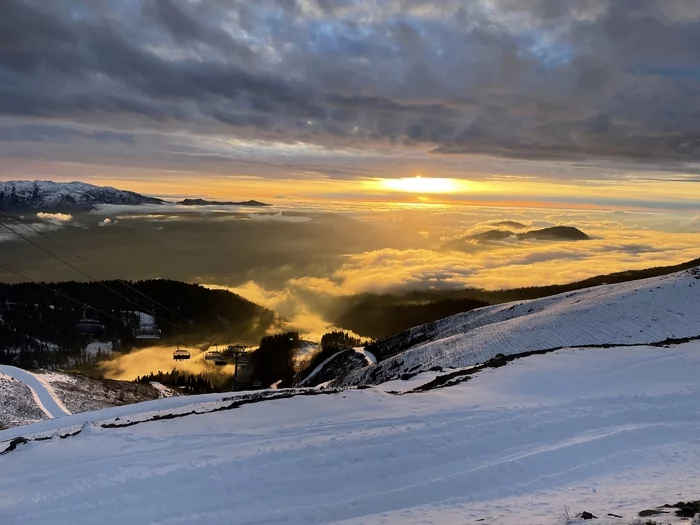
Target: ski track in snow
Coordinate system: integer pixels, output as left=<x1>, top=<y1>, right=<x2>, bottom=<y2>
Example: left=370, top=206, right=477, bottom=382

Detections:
left=353, top=346, right=377, bottom=364
left=1, top=344, right=699, bottom=525
left=299, top=351, right=346, bottom=386
left=0, top=366, right=71, bottom=419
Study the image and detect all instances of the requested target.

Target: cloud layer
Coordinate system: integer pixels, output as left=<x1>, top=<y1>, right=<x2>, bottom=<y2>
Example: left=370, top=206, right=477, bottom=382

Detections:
left=36, top=212, right=73, bottom=223
left=2, top=0, right=700, bottom=175
left=3, top=201, right=700, bottom=340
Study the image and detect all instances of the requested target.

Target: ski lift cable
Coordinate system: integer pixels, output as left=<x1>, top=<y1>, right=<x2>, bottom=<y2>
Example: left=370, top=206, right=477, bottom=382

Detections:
left=0, top=218, right=181, bottom=330
left=0, top=206, right=193, bottom=326
left=0, top=263, right=126, bottom=324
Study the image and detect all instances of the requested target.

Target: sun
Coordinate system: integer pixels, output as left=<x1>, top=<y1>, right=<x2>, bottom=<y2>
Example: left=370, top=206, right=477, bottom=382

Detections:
left=378, top=176, right=461, bottom=194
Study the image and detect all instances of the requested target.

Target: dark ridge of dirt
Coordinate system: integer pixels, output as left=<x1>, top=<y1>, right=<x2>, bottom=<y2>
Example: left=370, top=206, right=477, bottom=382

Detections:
left=671, top=500, right=700, bottom=518
left=410, top=348, right=565, bottom=392
left=409, top=333, right=700, bottom=393
left=638, top=509, right=668, bottom=517
left=0, top=388, right=343, bottom=455
left=101, top=388, right=342, bottom=429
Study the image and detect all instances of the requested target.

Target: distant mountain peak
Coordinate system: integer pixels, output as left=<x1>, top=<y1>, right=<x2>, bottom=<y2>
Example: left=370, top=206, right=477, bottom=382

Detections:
left=518, top=226, right=590, bottom=241
left=491, top=220, right=528, bottom=229
left=0, top=180, right=164, bottom=211
left=176, top=198, right=269, bottom=207
left=445, top=225, right=590, bottom=249
left=0, top=180, right=271, bottom=211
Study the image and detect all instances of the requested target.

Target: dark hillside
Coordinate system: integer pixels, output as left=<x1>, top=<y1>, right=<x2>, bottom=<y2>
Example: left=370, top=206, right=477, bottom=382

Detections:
left=0, top=279, right=277, bottom=366
left=336, top=258, right=700, bottom=339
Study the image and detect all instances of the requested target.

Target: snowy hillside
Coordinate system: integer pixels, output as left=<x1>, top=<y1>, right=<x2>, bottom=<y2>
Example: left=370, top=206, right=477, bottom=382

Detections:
left=0, top=372, right=47, bottom=428
left=297, top=348, right=371, bottom=387
left=0, top=180, right=164, bottom=210
left=1, top=343, right=699, bottom=524
left=0, top=366, right=176, bottom=429
left=333, top=267, right=700, bottom=387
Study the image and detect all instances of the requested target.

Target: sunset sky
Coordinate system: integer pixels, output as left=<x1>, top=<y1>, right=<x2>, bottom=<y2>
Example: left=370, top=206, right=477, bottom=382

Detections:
left=5, top=0, right=700, bottom=342
left=3, top=0, right=700, bottom=211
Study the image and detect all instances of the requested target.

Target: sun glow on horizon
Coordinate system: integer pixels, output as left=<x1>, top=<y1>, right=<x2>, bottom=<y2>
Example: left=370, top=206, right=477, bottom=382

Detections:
left=376, top=176, right=466, bottom=194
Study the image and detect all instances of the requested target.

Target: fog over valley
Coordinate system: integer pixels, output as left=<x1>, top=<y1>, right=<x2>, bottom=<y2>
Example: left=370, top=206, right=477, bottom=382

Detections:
left=3, top=200, right=700, bottom=340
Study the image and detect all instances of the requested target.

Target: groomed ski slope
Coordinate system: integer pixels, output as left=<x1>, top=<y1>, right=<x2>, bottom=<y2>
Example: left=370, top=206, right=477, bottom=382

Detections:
left=336, top=267, right=700, bottom=386
left=0, top=365, right=70, bottom=418
left=0, top=372, right=47, bottom=427
left=1, top=343, right=700, bottom=525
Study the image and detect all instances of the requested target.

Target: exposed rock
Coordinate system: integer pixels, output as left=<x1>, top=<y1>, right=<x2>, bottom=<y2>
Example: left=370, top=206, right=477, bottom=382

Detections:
left=674, top=501, right=700, bottom=518
left=638, top=509, right=667, bottom=517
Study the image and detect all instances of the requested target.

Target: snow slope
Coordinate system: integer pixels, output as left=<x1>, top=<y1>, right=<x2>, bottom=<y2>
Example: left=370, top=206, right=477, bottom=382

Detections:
left=0, top=367, right=174, bottom=429
left=0, top=366, right=70, bottom=418
left=0, top=180, right=164, bottom=210
left=354, top=346, right=377, bottom=364
left=1, top=343, right=699, bottom=525
left=335, top=267, right=700, bottom=386
left=0, top=373, right=47, bottom=428
left=297, top=349, right=368, bottom=388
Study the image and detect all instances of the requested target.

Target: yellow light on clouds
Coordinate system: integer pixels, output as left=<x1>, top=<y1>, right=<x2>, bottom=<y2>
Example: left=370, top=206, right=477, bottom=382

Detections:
left=377, top=176, right=465, bottom=193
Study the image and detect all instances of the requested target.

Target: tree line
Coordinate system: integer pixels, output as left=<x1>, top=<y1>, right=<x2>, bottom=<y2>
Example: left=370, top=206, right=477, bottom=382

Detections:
left=134, top=370, right=221, bottom=394
left=0, top=279, right=277, bottom=368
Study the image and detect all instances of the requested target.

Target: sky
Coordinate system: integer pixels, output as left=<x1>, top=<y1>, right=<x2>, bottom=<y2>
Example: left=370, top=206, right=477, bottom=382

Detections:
left=4, top=1, right=700, bottom=343
left=3, top=0, right=700, bottom=209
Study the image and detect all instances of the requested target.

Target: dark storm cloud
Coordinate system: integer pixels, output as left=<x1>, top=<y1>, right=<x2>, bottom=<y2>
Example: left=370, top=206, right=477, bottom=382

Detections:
left=2, top=0, right=700, bottom=163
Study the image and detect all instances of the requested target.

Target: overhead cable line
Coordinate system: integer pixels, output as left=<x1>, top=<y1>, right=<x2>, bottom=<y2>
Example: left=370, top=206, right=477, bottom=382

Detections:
left=0, top=206, right=192, bottom=326
left=0, top=263, right=126, bottom=325
left=0, top=218, right=182, bottom=330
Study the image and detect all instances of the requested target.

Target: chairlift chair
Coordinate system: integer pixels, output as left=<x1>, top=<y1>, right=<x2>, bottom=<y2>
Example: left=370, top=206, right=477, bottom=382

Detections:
left=134, top=327, right=162, bottom=340
left=134, top=310, right=161, bottom=340
left=173, top=347, right=191, bottom=360
left=76, top=309, right=105, bottom=336
left=204, top=350, right=227, bottom=366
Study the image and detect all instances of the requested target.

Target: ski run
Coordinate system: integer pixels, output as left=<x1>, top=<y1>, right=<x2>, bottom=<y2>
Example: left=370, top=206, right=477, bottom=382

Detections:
left=0, top=365, right=71, bottom=419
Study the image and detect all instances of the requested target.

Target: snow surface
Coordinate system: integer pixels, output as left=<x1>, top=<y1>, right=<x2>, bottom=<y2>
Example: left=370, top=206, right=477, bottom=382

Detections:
left=149, top=381, right=179, bottom=398
left=337, top=267, right=700, bottom=386
left=0, top=372, right=46, bottom=428
left=298, top=350, right=346, bottom=387
left=136, top=311, right=155, bottom=328
left=0, top=366, right=70, bottom=419
left=31, top=370, right=165, bottom=419
left=1, top=368, right=176, bottom=429
left=0, top=180, right=163, bottom=210
left=85, top=341, right=114, bottom=356
left=299, top=348, right=376, bottom=387
left=353, top=346, right=377, bottom=364
left=1, top=343, right=699, bottom=525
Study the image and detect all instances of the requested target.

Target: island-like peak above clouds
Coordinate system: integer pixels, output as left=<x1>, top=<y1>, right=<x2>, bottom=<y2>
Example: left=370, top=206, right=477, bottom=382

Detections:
left=443, top=225, right=590, bottom=250
left=474, top=225, right=590, bottom=242
left=176, top=198, right=269, bottom=207
left=0, top=181, right=269, bottom=211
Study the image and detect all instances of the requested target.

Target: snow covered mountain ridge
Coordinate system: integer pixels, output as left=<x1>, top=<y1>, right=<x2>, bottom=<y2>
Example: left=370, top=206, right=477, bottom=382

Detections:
left=0, top=180, right=165, bottom=210
left=325, top=266, right=700, bottom=387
